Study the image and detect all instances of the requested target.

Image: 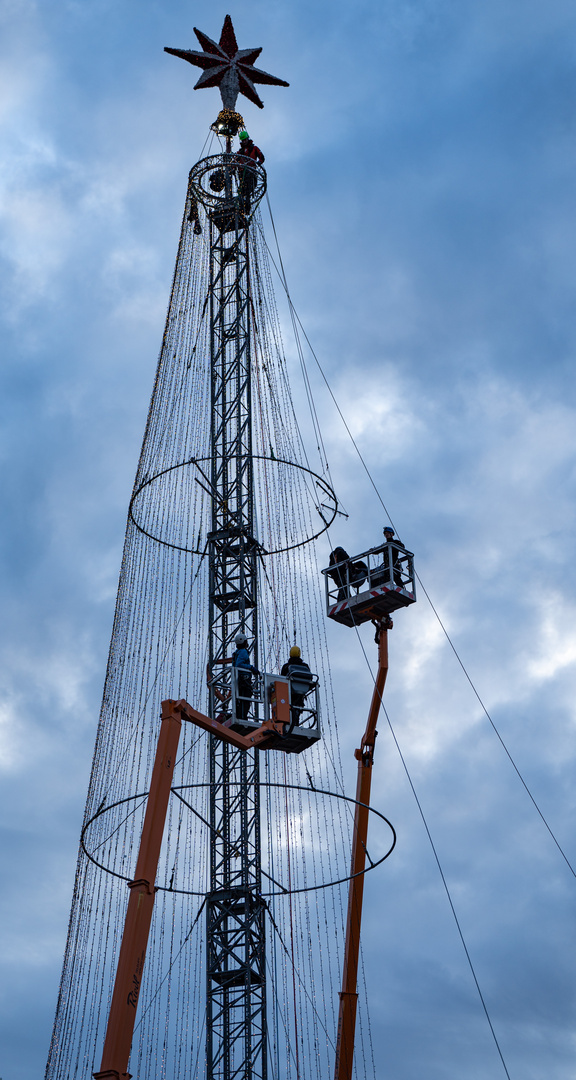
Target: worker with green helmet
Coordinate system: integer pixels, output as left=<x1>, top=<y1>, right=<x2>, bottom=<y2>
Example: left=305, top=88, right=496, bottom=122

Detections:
left=237, top=130, right=265, bottom=164
left=235, top=130, right=265, bottom=213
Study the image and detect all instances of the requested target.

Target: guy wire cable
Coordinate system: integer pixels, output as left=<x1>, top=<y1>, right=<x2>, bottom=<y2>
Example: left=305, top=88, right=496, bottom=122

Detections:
left=265, top=192, right=576, bottom=885
left=351, top=617, right=513, bottom=1080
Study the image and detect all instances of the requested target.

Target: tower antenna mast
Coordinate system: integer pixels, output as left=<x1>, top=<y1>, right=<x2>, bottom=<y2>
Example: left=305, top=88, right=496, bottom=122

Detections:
left=163, top=21, right=287, bottom=1079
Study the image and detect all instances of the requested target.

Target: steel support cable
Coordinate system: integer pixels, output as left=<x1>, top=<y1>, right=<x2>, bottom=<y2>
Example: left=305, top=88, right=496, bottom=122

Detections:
left=357, top=939, right=377, bottom=1080
left=264, top=756, right=283, bottom=1080
left=174, top=728, right=205, bottom=769
left=251, top=225, right=317, bottom=475
left=260, top=206, right=389, bottom=525
left=61, top=203, right=346, bottom=1080
left=295, top=786, right=329, bottom=1080
left=352, top=623, right=513, bottom=1080
left=251, top=326, right=293, bottom=663
left=414, top=573, right=576, bottom=881
left=265, top=191, right=517, bottom=1069
left=132, top=900, right=206, bottom=1037
left=98, top=549, right=208, bottom=807
left=52, top=178, right=344, bottom=1080
left=266, top=909, right=337, bottom=1052
left=262, top=200, right=335, bottom=493
left=263, top=202, right=576, bottom=888
left=302, top=773, right=344, bottom=1059
left=249, top=297, right=329, bottom=527
left=88, top=796, right=147, bottom=855
left=283, top=757, right=302, bottom=1080
left=264, top=954, right=300, bottom=1075
left=251, top=222, right=314, bottom=470
left=325, top=496, right=576, bottom=886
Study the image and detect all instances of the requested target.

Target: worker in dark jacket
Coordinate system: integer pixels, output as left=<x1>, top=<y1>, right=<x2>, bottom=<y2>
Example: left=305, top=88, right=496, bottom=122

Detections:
left=327, top=547, right=351, bottom=601
left=327, top=547, right=368, bottom=601
left=372, top=526, right=404, bottom=587
left=383, top=526, right=404, bottom=586
left=236, top=131, right=264, bottom=211
left=280, top=645, right=310, bottom=678
left=236, top=130, right=265, bottom=164
left=281, top=645, right=312, bottom=721
left=187, top=194, right=202, bottom=235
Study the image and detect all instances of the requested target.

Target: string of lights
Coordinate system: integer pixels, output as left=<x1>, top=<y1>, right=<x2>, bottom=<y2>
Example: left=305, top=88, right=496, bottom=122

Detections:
left=45, top=165, right=375, bottom=1080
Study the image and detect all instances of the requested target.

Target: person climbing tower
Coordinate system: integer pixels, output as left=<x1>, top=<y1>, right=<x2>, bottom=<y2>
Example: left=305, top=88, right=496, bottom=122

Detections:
left=187, top=194, right=202, bottom=234
left=236, top=130, right=265, bottom=212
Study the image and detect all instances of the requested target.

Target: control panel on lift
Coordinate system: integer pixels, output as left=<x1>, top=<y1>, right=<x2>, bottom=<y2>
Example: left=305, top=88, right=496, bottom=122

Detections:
left=322, top=541, right=416, bottom=627
left=215, top=663, right=321, bottom=754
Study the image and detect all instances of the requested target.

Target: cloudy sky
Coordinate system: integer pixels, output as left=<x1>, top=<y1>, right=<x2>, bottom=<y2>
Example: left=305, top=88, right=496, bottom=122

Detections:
left=2, top=0, right=576, bottom=1078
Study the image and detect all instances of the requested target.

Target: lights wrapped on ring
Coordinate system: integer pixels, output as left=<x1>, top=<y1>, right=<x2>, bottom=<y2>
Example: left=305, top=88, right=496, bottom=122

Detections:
left=211, top=109, right=245, bottom=137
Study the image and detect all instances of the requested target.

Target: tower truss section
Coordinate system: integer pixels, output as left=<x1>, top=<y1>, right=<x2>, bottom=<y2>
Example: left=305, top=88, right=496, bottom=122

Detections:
left=199, top=152, right=267, bottom=1080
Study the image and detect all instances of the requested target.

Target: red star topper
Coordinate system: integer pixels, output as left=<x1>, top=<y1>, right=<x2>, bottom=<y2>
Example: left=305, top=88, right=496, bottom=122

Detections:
left=165, top=15, right=289, bottom=110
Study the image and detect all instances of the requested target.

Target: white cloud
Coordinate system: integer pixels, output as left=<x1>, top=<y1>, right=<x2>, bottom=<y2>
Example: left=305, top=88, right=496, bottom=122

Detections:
left=0, top=696, right=25, bottom=772
left=528, top=596, right=576, bottom=685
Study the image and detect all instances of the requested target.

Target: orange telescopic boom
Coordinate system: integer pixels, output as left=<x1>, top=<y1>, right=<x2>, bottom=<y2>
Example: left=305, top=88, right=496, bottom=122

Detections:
left=334, top=620, right=390, bottom=1080
left=93, top=701, right=182, bottom=1080
left=92, top=686, right=291, bottom=1079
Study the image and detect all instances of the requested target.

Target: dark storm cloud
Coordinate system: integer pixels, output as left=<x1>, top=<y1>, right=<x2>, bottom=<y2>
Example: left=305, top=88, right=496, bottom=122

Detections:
left=1, top=1, right=576, bottom=1077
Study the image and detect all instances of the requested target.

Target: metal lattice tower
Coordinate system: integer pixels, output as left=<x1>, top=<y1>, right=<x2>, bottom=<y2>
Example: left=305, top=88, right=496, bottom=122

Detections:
left=201, top=154, right=267, bottom=1080
left=170, top=19, right=290, bottom=1073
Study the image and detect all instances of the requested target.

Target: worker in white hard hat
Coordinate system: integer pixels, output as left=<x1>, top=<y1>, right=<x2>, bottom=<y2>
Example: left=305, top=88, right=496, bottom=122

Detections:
left=232, top=632, right=256, bottom=721
left=209, top=631, right=256, bottom=723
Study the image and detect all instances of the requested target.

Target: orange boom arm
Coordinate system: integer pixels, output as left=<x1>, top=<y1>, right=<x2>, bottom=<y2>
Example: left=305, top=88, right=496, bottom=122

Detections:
left=334, top=623, right=390, bottom=1080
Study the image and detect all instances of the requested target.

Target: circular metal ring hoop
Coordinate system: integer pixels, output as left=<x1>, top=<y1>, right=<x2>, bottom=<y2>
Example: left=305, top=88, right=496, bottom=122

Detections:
left=129, top=455, right=338, bottom=555
left=188, top=153, right=267, bottom=213
left=81, top=782, right=396, bottom=897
